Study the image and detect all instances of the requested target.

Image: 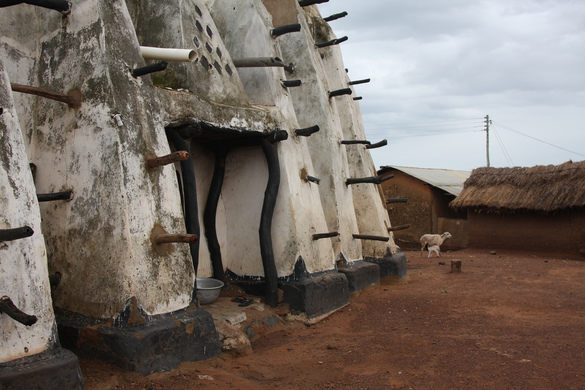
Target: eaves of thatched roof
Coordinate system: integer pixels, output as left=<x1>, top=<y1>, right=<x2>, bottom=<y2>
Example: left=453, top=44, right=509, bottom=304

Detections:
left=450, top=160, right=585, bottom=212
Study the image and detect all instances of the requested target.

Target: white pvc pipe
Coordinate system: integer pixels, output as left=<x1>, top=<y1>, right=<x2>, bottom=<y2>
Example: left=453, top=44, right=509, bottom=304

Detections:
left=139, top=46, right=196, bottom=62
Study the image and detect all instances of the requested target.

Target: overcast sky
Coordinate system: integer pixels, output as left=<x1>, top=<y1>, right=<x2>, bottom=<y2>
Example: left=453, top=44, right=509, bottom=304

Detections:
left=318, top=0, right=585, bottom=171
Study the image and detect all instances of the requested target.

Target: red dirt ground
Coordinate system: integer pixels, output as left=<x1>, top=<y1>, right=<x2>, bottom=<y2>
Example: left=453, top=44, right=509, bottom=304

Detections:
left=82, top=249, right=585, bottom=389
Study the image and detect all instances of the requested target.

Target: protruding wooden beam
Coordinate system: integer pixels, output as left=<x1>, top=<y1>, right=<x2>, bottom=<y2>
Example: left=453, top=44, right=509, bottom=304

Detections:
left=37, top=190, right=73, bottom=202
left=265, top=129, right=289, bottom=143
left=131, top=61, right=168, bottom=78
left=271, top=23, right=301, bottom=38
left=146, top=151, right=189, bottom=169
left=281, top=79, right=302, bottom=88
left=388, top=224, right=411, bottom=232
left=0, top=296, right=37, bottom=326
left=328, top=88, right=352, bottom=98
left=233, top=57, right=286, bottom=68
left=366, top=139, right=388, bottom=149
left=349, top=78, right=370, bottom=86
left=0, top=226, right=34, bottom=242
left=324, top=11, right=348, bottom=22
left=386, top=196, right=408, bottom=204
left=316, top=36, right=348, bottom=49
left=295, top=125, right=320, bottom=137
left=341, top=140, right=370, bottom=145
left=11, top=83, right=81, bottom=109
left=306, top=175, right=320, bottom=184
left=353, top=97, right=363, bottom=101
left=299, top=0, right=328, bottom=6
left=312, top=232, right=339, bottom=240
left=1, top=0, right=71, bottom=14
left=352, top=234, right=390, bottom=242
left=346, top=174, right=393, bottom=185
left=152, top=233, right=198, bottom=245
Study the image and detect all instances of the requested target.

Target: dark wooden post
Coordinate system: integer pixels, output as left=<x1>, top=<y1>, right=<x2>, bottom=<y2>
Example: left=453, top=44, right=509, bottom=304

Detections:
left=324, top=11, right=348, bottom=22
left=295, top=125, right=320, bottom=137
left=132, top=61, right=168, bottom=78
left=346, top=174, right=393, bottom=185
left=11, top=83, right=81, bottom=108
left=152, top=233, right=198, bottom=245
left=271, top=23, right=301, bottom=38
left=349, top=78, right=370, bottom=86
left=233, top=57, right=286, bottom=68
left=37, top=190, right=73, bottom=202
left=0, top=226, right=34, bottom=242
left=0, top=0, right=70, bottom=14
left=316, top=36, right=348, bottom=48
left=366, top=139, right=388, bottom=149
left=341, top=140, right=370, bottom=145
left=352, top=234, right=390, bottom=242
left=146, top=151, right=189, bottom=169
left=260, top=139, right=281, bottom=307
left=299, top=0, right=328, bottom=6
left=204, top=147, right=227, bottom=282
left=0, top=296, right=37, bottom=326
left=281, top=79, right=302, bottom=88
left=312, top=232, right=339, bottom=240
left=306, top=175, right=320, bottom=184
left=451, top=260, right=462, bottom=273
left=328, top=88, right=352, bottom=98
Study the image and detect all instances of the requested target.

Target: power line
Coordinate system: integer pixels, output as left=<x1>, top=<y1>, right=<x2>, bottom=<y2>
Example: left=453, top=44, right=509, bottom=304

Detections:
left=493, top=122, right=585, bottom=159
left=493, top=127, right=514, bottom=166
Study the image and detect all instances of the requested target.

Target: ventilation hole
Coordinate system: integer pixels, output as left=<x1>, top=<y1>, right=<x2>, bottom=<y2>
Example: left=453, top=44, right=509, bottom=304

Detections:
left=206, top=25, right=213, bottom=38
left=213, top=61, right=222, bottom=74
left=193, top=36, right=200, bottom=47
left=205, top=42, right=213, bottom=53
left=195, top=5, right=202, bottom=16
left=225, top=64, right=233, bottom=76
left=200, top=55, right=210, bottom=71
left=196, top=20, right=203, bottom=33
left=216, top=47, right=222, bottom=58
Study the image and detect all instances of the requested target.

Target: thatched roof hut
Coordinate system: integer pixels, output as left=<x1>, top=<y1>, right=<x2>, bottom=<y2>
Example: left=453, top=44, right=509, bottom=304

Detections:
left=451, top=161, right=585, bottom=213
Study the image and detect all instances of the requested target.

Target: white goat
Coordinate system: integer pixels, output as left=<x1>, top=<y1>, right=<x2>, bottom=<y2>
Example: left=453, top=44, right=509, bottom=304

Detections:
left=426, top=244, right=441, bottom=258
left=420, top=232, right=452, bottom=257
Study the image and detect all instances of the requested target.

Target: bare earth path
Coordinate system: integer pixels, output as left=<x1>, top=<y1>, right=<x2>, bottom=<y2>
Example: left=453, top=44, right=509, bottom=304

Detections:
left=82, top=249, right=585, bottom=389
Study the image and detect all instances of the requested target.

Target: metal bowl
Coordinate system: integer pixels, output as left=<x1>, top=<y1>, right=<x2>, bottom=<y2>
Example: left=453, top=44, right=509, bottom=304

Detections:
left=196, top=277, right=224, bottom=304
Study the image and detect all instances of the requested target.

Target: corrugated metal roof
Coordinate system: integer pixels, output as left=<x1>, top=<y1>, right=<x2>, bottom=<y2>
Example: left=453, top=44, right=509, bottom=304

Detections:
left=381, top=165, right=471, bottom=196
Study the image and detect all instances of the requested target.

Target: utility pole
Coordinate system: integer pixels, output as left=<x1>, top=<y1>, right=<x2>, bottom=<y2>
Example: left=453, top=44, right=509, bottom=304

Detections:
left=484, top=114, right=491, bottom=167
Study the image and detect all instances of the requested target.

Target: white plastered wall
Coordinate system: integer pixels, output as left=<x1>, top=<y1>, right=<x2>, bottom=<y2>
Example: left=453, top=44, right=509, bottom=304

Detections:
left=277, top=3, right=365, bottom=261
left=204, top=0, right=335, bottom=275
left=0, top=1, right=194, bottom=319
left=316, top=18, right=398, bottom=257
left=0, top=61, right=56, bottom=363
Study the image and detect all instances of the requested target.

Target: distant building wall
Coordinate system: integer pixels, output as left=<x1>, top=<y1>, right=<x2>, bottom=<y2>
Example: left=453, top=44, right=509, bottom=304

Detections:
left=467, top=209, right=585, bottom=258
left=380, top=170, right=433, bottom=248
left=380, top=169, right=466, bottom=249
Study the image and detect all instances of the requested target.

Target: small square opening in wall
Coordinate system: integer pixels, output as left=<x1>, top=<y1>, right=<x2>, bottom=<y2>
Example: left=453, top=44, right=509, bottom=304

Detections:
left=195, top=5, right=202, bottom=16
left=200, top=56, right=210, bottom=70
left=196, top=20, right=203, bottom=33
left=206, top=25, right=213, bottom=38
left=225, top=64, right=233, bottom=76
left=205, top=42, right=213, bottom=53
left=213, top=61, right=222, bottom=74
left=193, top=36, right=200, bottom=47
left=216, top=48, right=222, bottom=58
